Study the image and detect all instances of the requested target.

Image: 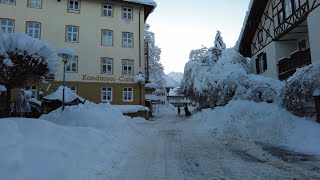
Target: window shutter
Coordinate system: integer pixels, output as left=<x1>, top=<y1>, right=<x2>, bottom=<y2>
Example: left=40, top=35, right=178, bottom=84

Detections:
left=256, top=58, right=260, bottom=74
left=263, top=53, right=267, bottom=70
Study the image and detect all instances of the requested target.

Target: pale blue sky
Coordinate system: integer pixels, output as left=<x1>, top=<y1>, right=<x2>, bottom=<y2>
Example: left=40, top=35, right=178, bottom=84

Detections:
left=147, top=0, right=251, bottom=73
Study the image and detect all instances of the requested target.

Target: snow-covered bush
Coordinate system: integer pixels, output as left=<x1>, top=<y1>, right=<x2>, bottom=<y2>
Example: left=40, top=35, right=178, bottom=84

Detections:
left=279, top=61, right=320, bottom=117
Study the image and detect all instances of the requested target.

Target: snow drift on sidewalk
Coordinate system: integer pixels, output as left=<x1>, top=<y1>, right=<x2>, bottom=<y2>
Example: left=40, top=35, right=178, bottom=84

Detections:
left=191, top=100, right=320, bottom=155
left=0, top=102, right=133, bottom=180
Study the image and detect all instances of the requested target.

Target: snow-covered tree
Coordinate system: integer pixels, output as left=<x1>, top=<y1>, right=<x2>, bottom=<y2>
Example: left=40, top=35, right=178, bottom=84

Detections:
left=181, top=45, right=282, bottom=108
left=0, top=33, right=60, bottom=114
left=214, top=30, right=226, bottom=51
left=144, top=24, right=165, bottom=87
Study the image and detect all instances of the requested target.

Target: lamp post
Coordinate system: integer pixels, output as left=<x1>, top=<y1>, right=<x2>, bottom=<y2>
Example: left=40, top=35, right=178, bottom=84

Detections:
left=58, top=53, right=68, bottom=111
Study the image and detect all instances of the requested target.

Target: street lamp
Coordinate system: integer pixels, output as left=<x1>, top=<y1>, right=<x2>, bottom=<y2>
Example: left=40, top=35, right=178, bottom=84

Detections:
left=58, top=53, right=69, bottom=111
left=57, top=47, right=75, bottom=111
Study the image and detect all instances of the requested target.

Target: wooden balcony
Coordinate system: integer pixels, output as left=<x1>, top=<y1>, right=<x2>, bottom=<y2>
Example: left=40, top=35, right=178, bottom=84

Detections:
left=278, top=48, right=311, bottom=80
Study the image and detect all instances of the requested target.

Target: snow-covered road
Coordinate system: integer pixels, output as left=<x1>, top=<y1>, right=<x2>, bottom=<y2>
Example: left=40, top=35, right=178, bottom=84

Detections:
left=116, top=112, right=320, bottom=180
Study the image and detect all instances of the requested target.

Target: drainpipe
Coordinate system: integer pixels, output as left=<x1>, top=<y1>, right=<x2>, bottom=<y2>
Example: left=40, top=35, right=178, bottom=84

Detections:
left=139, top=6, right=142, bottom=68
left=139, top=6, right=142, bottom=105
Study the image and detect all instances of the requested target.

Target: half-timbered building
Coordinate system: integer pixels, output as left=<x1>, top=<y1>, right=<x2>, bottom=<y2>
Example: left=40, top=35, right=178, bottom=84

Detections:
left=239, top=0, right=320, bottom=80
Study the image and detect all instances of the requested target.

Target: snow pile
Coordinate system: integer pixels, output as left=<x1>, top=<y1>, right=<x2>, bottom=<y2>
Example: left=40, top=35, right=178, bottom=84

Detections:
left=40, top=102, right=127, bottom=134
left=191, top=100, right=320, bottom=155
left=0, top=118, right=126, bottom=180
left=0, top=32, right=60, bottom=74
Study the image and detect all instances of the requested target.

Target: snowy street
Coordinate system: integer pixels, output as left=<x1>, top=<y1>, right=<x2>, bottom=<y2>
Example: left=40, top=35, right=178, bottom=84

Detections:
left=116, top=111, right=320, bottom=180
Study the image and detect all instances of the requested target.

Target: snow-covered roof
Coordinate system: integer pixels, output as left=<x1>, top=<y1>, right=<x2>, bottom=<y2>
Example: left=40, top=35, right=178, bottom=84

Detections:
left=121, top=0, right=156, bottom=19
left=145, top=94, right=160, bottom=101
left=168, top=87, right=182, bottom=96
left=56, top=47, right=75, bottom=58
left=237, top=0, right=268, bottom=57
left=122, top=0, right=156, bottom=7
left=145, top=82, right=158, bottom=89
left=43, top=86, right=85, bottom=103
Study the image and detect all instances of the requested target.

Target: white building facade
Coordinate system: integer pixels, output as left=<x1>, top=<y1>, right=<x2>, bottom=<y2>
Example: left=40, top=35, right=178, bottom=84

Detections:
left=239, top=0, right=320, bottom=80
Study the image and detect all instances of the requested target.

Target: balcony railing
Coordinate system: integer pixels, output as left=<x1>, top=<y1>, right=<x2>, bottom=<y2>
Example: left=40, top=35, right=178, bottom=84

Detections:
left=278, top=48, right=311, bottom=80
left=274, top=2, right=309, bottom=39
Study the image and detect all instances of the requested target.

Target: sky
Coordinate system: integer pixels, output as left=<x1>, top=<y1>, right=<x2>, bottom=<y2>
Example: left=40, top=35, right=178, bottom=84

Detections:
left=146, top=0, right=251, bottom=74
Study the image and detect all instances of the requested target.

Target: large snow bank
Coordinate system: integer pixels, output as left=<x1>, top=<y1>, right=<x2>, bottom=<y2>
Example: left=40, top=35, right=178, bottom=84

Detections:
left=0, top=118, right=113, bottom=180
left=0, top=102, right=135, bottom=179
left=191, top=100, right=320, bottom=155
left=40, top=102, right=127, bottom=134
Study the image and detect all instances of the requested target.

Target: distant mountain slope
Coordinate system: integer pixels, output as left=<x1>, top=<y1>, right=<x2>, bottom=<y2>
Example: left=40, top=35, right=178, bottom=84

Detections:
left=164, top=72, right=184, bottom=87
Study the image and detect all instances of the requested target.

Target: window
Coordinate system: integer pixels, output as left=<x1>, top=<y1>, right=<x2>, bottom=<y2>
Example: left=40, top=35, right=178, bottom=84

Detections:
left=123, top=87, right=133, bottom=102
left=68, top=86, right=77, bottom=93
left=0, top=19, right=14, bottom=33
left=0, top=0, right=15, bottom=5
left=123, top=7, right=133, bottom=20
left=122, top=32, right=133, bottom=48
left=102, top=4, right=113, bottom=17
left=28, top=0, right=41, bottom=8
left=101, top=87, right=112, bottom=102
left=26, top=22, right=41, bottom=39
left=101, top=57, right=113, bottom=74
left=24, top=85, right=37, bottom=98
left=66, top=25, right=79, bottom=42
left=256, top=53, right=267, bottom=74
left=122, top=59, right=133, bottom=75
left=66, top=56, right=78, bottom=72
left=101, top=30, right=113, bottom=46
left=68, top=0, right=80, bottom=12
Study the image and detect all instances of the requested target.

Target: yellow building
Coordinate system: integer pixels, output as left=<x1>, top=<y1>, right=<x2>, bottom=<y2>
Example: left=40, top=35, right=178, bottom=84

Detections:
left=0, top=0, right=156, bottom=105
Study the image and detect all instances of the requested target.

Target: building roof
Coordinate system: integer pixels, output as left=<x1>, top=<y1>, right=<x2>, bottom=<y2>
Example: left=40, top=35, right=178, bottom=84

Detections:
left=238, top=0, right=268, bottom=57
left=121, top=0, right=157, bottom=19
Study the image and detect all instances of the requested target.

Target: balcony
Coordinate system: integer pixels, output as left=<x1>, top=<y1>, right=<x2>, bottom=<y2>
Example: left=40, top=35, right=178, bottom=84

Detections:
left=278, top=48, right=311, bottom=81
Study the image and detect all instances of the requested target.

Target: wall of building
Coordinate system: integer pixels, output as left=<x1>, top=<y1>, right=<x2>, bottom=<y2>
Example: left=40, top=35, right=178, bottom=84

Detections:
left=251, top=42, right=278, bottom=79
left=12, top=81, right=145, bottom=105
left=275, top=41, right=297, bottom=60
left=0, top=0, right=149, bottom=105
left=0, top=0, right=146, bottom=81
left=308, top=6, right=320, bottom=62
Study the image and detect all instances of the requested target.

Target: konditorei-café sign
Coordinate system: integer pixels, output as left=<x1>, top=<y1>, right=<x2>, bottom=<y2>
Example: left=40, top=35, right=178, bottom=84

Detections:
left=82, top=74, right=135, bottom=82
